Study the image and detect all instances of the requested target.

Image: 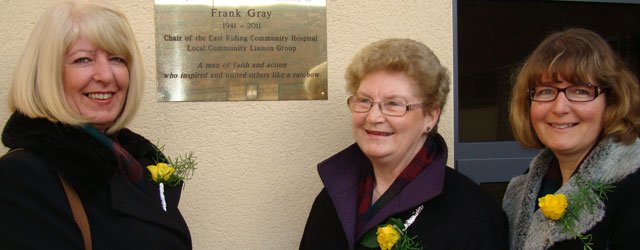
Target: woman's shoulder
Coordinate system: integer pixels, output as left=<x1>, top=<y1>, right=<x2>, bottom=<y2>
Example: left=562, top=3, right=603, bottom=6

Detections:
left=444, top=168, right=500, bottom=205
left=606, top=164, right=640, bottom=205
left=304, top=188, right=342, bottom=229
left=0, top=149, right=70, bottom=216
left=0, top=149, right=52, bottom=177
left=404, top=169, right=508, bottom=249
left=589, top=137, right=640, bottom=183
left=0, top=149, right=82, bottom=249
left=308, top=188, right=332, bottom=210
left=439, top=168, right=507, bottom=222
left=0, top=149, right=64, bottom=195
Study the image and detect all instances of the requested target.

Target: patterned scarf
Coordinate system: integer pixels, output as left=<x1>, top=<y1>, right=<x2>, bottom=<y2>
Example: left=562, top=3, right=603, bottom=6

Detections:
left=355, top=136, right=438, bottom=235
left=81, top=124, right=145, bottom=190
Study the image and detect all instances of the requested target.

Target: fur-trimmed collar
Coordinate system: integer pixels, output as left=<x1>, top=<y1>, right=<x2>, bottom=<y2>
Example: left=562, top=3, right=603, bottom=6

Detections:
left=2, top=112, right=155, bottom=195
left=503, top=137, right=640, bottom=249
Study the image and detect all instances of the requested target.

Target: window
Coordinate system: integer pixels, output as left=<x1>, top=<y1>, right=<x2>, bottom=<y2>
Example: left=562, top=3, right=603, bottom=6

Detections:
left=454, top=0, right=640, bottom=204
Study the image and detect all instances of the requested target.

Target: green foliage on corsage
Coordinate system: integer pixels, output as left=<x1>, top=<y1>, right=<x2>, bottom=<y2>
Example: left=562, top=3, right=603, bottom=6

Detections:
left=360, top=217, right=422, bottom=250
left=149, top=143, right=197, bottom=187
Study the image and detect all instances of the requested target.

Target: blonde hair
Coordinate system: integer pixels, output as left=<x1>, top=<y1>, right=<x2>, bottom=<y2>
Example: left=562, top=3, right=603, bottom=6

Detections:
left=9, top=0, right=144, bottom=134
left=510, top=28, right=640, bottom=148
left=345, top=38, right=450, bottom=133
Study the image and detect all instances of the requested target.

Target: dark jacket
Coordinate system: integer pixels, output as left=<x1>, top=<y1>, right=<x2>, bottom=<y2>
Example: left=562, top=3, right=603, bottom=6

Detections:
left=300, top=134, right=508, bottom=250
left=0, top=112, right=191, bottom=250
left=502, top=137, right=640, bottom=250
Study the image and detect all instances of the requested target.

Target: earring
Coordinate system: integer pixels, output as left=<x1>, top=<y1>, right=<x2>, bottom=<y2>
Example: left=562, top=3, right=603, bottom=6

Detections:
left=426, top=126, right=431, bottom=133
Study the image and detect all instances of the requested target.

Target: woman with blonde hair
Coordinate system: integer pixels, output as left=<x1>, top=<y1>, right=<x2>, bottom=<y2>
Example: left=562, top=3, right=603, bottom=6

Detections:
left=0, top=1, right=191, bottom=249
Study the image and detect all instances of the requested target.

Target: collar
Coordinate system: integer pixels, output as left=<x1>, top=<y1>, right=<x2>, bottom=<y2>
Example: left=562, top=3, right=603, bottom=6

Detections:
left=2, top=112, right=154, bottom=194
left=317, top=133, right=448, bottom=248
left=506, top=137, right=640, bottom=249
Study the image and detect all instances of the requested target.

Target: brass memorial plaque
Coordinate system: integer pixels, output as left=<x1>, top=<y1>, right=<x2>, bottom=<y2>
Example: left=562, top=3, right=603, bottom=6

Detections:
left=154, top=0, right=327, bottom=101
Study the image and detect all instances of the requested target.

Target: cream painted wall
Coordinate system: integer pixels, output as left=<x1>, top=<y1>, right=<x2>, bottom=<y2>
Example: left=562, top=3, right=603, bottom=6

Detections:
left=0, top=0, right=453, bottom=248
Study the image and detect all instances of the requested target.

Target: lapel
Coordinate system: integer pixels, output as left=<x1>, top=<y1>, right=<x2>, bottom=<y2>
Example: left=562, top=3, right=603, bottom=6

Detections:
left=511, top=137, right=640, bottom=249
left=318, top=135, right=448, bottom=249
left=518, top=169, right=606, bottom=249
left=318, top=143, right=363, bottom=249
left=109, top=173, right=190, bottom=239
left=508, top=150, right=551, bottom=249
left=358, top=150, right=445, bottom=240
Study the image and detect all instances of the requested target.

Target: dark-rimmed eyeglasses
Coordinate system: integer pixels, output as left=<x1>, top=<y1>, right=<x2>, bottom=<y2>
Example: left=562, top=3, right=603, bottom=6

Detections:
left=347, top=96, right=424, bottom=117
left=528, top=83, right=604, bottom=102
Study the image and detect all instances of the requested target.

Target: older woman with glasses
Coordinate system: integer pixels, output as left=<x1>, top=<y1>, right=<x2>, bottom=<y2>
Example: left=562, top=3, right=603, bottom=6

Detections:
left=300, top=38, right=508, bottom=250
left=503, top=28, right=640, bottom=249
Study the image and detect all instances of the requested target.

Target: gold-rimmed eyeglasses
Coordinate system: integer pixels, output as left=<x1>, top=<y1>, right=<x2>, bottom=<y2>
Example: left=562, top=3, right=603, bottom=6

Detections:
left=347, top=96, right=424, bottom=117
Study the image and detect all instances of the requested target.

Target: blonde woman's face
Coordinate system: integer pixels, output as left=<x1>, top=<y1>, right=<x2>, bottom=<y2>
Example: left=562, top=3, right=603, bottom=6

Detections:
left=63, top=38, right=129, bottom=132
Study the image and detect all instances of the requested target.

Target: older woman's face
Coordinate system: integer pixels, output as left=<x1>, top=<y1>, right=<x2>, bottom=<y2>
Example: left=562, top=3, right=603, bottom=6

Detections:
left=63, top=38, right=129, bottom=131
left=530, top=76, right=606, bottom=159
left=352, top=70, right=439, bottom=164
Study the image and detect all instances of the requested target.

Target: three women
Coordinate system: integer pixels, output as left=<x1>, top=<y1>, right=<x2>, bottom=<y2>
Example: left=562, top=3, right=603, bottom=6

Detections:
left=4, top=2, right=636, bottom=250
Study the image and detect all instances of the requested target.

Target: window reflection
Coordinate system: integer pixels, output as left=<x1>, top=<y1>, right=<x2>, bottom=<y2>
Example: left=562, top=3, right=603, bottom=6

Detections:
left=457, top=0, right=640, bottom=143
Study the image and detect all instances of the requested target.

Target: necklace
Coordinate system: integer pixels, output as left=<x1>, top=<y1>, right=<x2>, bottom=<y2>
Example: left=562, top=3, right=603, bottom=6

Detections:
left=373, top=182, right=385, bottom=196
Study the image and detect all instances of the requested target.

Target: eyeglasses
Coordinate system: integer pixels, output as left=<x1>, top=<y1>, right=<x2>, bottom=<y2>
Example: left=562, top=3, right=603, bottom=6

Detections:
left=347, top=96, right=424, bottom=117
left=528, top=83, right=604, bottom=102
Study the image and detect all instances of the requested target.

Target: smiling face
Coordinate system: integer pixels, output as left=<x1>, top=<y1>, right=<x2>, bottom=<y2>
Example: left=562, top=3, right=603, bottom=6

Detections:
left=63, top=38, right=129, bottom=132
left=352, top=70, right=439, bottom=165
left=530, top=76, right=606, bottom=159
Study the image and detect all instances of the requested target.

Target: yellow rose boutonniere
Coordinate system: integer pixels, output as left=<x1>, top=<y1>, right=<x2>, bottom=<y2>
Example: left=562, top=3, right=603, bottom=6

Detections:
left=147, top=163, right=175, bottom=182
left=148, top=143, right=197, bottom=186
left=377, top=225, right=401, bottom=250
left=539, top=175, right=614, bottom=250
left=360, top=206, right=423, bottom=250
left=147, top=143, right=197, bottom=211
left=538, top=194, right=568, bottom=220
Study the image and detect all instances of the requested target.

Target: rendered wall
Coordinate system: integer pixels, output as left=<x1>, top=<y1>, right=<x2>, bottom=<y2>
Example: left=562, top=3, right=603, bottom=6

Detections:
left=0, top=0, right=453, bottom=248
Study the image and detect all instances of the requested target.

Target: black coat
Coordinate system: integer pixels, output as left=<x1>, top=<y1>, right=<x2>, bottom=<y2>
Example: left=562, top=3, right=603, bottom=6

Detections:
left=0, top=113, right=191, bottom=250
left=503, top=137, right=640, bottom=249
left=300, top=135, right=508, bottom=250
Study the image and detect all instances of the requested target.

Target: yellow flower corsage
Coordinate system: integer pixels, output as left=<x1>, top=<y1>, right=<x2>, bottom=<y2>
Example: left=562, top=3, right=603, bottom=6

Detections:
left=377, top=225, right=401, bottom=250
left=538, top=193, right=568, bottom=220
left=147, top=163, right=175, bottom=183
left=360, top=206, right=423, bottom=250
left=539, top=175, right=614, bottom=250
left=146, top=143, right=197, bottom=211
